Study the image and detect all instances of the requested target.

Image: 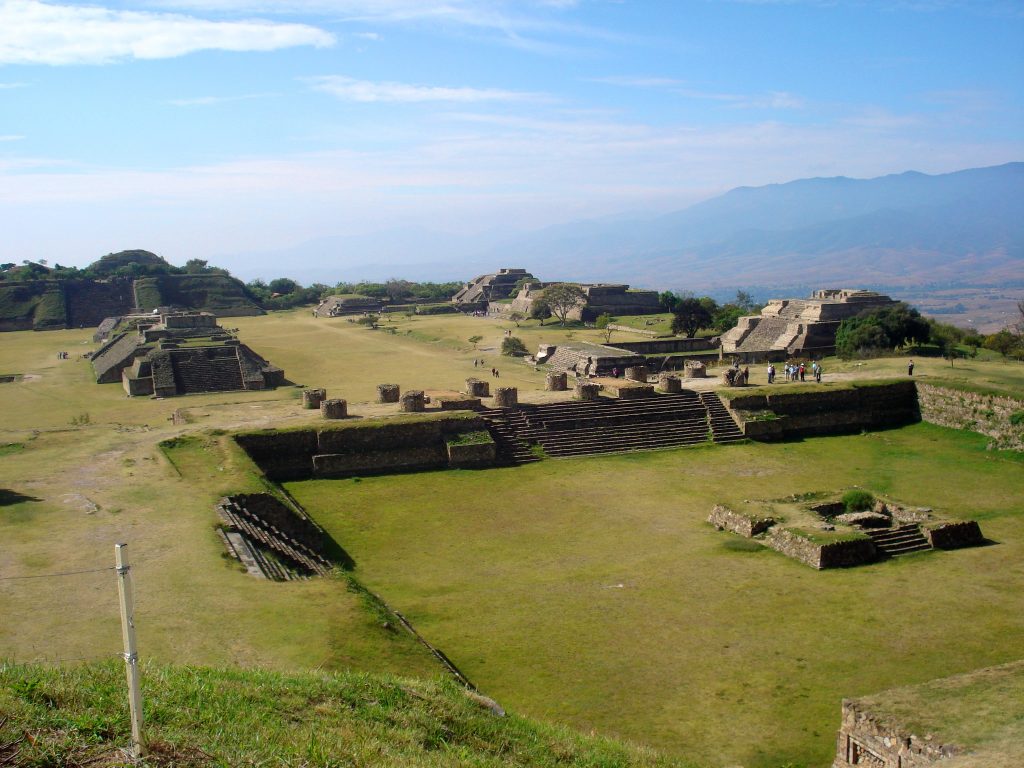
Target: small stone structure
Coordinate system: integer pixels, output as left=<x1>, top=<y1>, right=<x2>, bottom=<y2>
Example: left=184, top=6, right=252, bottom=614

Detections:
left=91, top=310, right=284, bottom=397
left=721, top=288, right=898, bottom=360
left=545, top=371, right=568, bottom=391
left=624, top=365, right=648, bottom=382
left=708, top=504, right=775, bottom=538
left=314, top=294, right=382, bottom=317
left=400, top=390, right=426, bottom=412
left=452, top=267, right=537, bottom=304
left=465, top=378, right=490, bottom=397
left=377, top=383, right=400, bottom=403
left=765, top=528, right=878, bottom=569
left=501, top=282, right=659, bottom=322
left=831, top=660, right=1024, bottom=768
left=493, top=387, right=518, bottom=408
left=923, top=520, right=984, bottom=549
left=321, top=398, right=347, bottom=419
left=658, top=374, right=681, bottom=393
left=438, top=396, right=481, bottom=410
left=303, top=389, right=326, bottom=409
left=575, top=382, right=601, bottom=401
left=684, top=360, right=707, bottom=378
left=617, top=384, right=655, bottom=400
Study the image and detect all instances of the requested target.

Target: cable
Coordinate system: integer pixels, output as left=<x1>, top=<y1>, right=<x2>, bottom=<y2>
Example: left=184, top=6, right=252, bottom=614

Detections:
left=0, top=566, right=116, bottom=582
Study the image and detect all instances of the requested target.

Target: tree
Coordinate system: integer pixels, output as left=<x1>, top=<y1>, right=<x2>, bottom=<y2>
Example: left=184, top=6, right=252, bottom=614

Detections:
left=385, top=278, right=414, bottom=302
left=513, top=276, right=539, bottom=294
left=508, top=311, right=525, bottom=328
left=930, top=322, right=960, bottom=367
left=268, top=277, right=299, bottom=296
left=355, top=314, right=379, bottom=329
left=529, top=298, right=551, bottom=325
left=983, top=330, right=1021, bottom=358
left=734, top=290, right=755, bottom=312
left=658, top=291, right=680, bottom=312
left=184, top=258, right=210, bottom=274
left=835, top=319, right=890, bottom=359
left=670, top=297, right=713, bottom=338
left=595, top=312, right=613, bottom=343
left=542, top=283, right=587, bottom=326
left=501, top=336, right=528, bottom=356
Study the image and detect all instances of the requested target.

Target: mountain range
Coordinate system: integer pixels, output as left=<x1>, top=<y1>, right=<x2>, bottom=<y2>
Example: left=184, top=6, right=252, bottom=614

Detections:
left=219, top=162, right=1024, bottom=292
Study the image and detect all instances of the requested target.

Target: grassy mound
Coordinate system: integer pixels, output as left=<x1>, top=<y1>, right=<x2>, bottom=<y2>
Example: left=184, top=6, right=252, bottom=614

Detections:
left=0, top=661, right=680, bottom=768
left=134, top=274, right=261, bottom=315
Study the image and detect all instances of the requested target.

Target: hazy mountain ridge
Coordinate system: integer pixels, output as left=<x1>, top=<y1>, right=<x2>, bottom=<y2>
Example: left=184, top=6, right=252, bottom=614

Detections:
left=220, top=163, right=1024, bottom=290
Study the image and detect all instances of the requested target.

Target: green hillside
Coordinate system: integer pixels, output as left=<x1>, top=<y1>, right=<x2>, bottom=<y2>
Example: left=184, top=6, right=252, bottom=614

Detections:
left=0, top=661, right=680, bottom=768
left=133, top=274, right=262, bottom=316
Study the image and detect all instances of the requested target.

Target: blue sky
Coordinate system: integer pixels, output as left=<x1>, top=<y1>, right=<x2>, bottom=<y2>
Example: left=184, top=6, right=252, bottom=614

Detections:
left=1, top=0, right=1022, bottom=275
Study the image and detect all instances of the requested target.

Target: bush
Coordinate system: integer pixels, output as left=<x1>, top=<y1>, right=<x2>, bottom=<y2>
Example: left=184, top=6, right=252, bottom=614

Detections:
left=1010, top=411, right=1024, bottom=427
left=841, top=489, right=875, bottom=512
left=501, top=336, right=528, bottom=357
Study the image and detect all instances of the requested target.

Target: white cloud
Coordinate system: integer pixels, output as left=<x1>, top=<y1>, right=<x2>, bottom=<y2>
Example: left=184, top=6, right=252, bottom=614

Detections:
left=167, top=92, right=274, bottom=106
left=0, top=81, right=29, bottom=89
left=308, top=75, right=548, bottom=103
left=0, top=0, right=334, bottom=66
left=354, top=31, right=380, bottom=40
left=0, top=134, right=25, bottom=141
left=591, top=76, right=804, bottom=109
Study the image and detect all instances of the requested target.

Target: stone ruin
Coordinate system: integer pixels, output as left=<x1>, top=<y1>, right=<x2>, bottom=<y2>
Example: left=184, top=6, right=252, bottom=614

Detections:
left=314, top=294, right=383, bottom=317
left=377, top=383, right=400, bottom=403
left=498, top=282, right=659, bottom=322
left=302, top=388, right=326, bottom=409
left=721, top=366, right=749, bottom=387
left=452, top=267, right=537, bottom=304
left=90, top=310, right=284, bottom=397
left=708, top=493, right=985, bottom=570
left=721, top=289, right=898, bottom=361
left=832, top=660, right=1024, bottom=767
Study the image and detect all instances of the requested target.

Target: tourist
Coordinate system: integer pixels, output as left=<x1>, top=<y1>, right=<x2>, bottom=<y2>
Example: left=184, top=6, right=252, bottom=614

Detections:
left=767, top=363, right=775, bottom=384
left=908, top=359, right=914, bottom=376
left=815, top=364, right=822, bottom=383
left=799, top=363, right=806, bottom=382
left=612, top=367, right=619, bottom=378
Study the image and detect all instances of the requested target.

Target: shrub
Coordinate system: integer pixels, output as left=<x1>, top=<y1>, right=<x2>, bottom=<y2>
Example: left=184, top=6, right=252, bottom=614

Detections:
left=501, top=336, right=528, bottom=356
left=841, top=489, right=875, bottom=512
left=1010, top=411, right=1024, bottom=427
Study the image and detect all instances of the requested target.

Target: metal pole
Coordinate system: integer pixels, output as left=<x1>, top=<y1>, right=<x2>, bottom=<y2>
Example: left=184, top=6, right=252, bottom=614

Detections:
left=115, top=543, right=144, bottom=758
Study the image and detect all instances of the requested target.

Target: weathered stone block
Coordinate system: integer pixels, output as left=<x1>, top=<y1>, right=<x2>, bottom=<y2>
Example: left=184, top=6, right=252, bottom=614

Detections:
left=575, top=382, right=601, bottom=401
left=438, top=397, right=481, bottom=410
left=302, top=388, right=326, bottom=409
left=377, top=383, right=400, bottom=403
left=617, top=384, right=655, bottom=400
left=708, top=504, right=774, bottom=537
left=400, top=390, right=426, bottom=412
left=658, top=374, right=681, bottom=393
left=321, top=398, right=348, bottom=419
left=684, top=360, right=707, bottom=378
left=924, top=520, right=984, bottom=549
left=624, top=365, right=648, bottom=382
left=465, top=378, right=490, bottom=397
left=493, top=387, right=518, bottom=408
left=545, top=371, right=568, bottom=391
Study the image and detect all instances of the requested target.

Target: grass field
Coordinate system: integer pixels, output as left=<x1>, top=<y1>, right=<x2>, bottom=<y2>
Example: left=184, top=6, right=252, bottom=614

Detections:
left=285, top=426, right=1024, bottom=768
left=1, top=309, right=1023, bottom=768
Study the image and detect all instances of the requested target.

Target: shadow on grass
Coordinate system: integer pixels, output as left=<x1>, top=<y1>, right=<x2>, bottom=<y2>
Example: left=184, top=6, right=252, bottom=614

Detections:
left=0, top=488, right=42, bottom=506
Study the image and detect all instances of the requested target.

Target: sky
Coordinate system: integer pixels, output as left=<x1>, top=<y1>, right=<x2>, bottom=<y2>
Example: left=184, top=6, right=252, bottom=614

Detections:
left=1, top=0, right=1022, bottom=277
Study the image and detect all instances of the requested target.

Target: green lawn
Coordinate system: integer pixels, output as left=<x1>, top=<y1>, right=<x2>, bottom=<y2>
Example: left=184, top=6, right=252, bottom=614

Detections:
left=286, top=424, right=1024, bottom=768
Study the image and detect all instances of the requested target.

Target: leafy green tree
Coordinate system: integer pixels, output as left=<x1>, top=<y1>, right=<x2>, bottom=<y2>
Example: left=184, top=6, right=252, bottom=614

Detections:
left=268, top=278, right=299, bottom=296
left=542, top=283, right=587, bottom=326
left=983, top=330, right=1021, bottom=358
left=509, top=311, right=525, bottom=327
left=835, top=319, right=890, bottom=359
left=385, top=278, right=414, bottom=302
left=501, top=336, right=528, bottom=356
left=529, top=298, right=552, bottom=325
left=595, top=312, right=613, bottom=343
left=670, top=297, right=713, bottom=338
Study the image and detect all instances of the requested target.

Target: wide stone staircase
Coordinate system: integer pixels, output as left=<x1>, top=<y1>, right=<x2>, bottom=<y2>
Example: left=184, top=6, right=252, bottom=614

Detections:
left=170, top=348, right=245, bottom=393
left=736, top=317, right=793, bottom=353
left=867, top=524, right=932, bottom=557
left=476, top=391, right=745, bottom=459
left=700, top=392, right=746, bottom=443
left=476, top=407, right=541, bottom=465
left=216, top=496, right=334, bottom=580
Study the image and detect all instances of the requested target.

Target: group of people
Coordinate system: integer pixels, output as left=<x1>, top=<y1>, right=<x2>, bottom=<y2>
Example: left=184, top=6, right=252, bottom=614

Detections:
left=56, top=351, right=70, bottom=360
left=766, top=360, right=822, bottom=384
left=473, top=359, right=500, bottom=377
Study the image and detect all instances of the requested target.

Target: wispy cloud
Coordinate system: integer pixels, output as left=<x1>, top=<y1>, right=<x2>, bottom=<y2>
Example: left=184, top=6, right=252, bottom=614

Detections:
left=167, top=92, right=276, bottom=106
left=0, top=134, right=25, bottom=141
left=591, top=76, right=804, bottom=109
left=0, top=0, right=334, bottom=66
left=308, top=75, right=549, bottom=103
left=0, top=82, right=29, bottom=89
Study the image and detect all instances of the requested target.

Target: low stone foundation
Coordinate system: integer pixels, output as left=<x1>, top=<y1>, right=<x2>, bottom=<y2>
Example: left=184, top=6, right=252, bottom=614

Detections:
left=465, top=378, right=490, bottom=397
left=708, top=504, right=775, bottom=537
left=617, top=384, right=655, bottom=400
left=494, top=387, right=518, bottom=408
left=659, top=374, right=681, bottom=393
left=446, top=432, right=497, bottom=468
left=321, top=398, right=347, bottom=419
left=438, top=396, right=481, bottom=410
left=302, top=388, right=326, bottom=409
left=377, top=383, right=400, bottom=403
left=923, top=520, right=984, bottom=549
left=624, top=365, right=648, bottom=382
left=546, top=371, right=568, bottom=391
left=765, top=528, right=877, bottom=569
left=400, top=390, right=426, bottom=412
left=917, top=383, right=1024, bottom=451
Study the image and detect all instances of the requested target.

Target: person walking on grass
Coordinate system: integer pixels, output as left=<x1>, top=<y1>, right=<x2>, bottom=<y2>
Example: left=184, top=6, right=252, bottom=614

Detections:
left=908, top=359, right=915, bottom=376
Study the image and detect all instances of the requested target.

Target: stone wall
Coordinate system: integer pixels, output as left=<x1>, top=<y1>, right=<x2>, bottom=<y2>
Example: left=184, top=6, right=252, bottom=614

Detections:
left=917, top=383, right=1024, bottom=451
left=614, top=338, right=717, bottom=354
left=708, top=504, right=774, bottom=537
left=833, top=699, right=960, bottom=767
left=726, top=381, right=919, bottom=440
left=235, top=413, right=489, bottom=480
left=446, top=434, right=497, bottom=468
left=765, top=528, right=877, bottom=569
left=923, top=520, right=984, bottom=549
